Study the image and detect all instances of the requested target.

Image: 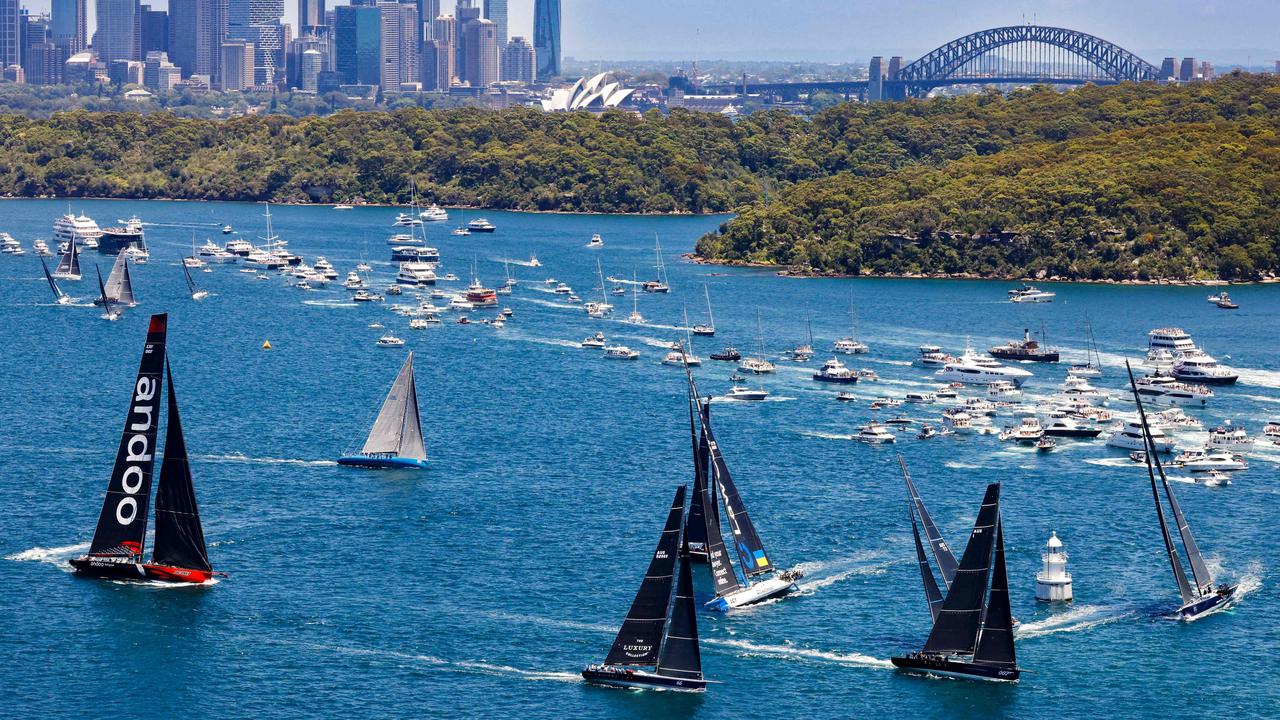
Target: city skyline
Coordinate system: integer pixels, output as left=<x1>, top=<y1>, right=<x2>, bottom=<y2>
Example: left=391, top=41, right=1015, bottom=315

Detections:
left=10, top=0, right=1280, bottom=66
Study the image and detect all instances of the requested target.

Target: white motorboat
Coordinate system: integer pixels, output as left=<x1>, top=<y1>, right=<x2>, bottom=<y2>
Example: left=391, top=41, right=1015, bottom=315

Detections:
left=1198, top=470, right=1232, bottom=487
left=394, top=212, right=423, bottom=227
left=1146, top=328, right=1198, bottom=364
left=1008, top=284, right=1056, bottom=302
left=833, top=338, right=869, bottom=354
left=726, top=386, right=769, bottom=401
left=586, top=233, right=604, bottom=248
left=352, top=290, right=383, bottom=302
left=356, top=261, right=373, bottom=272
left=52, top=210, right=103, bottom=249
left=448, top=297, right=475, bottom=310
left=854, top=423, right=896, bottom=444
left=343, top=271, right=365, bottom=289
left=553, top=282, right=573, bottom=295
left=581, top=332, right=607, bottom=349
left=333, top=204, right=354, bottom=210
left=313, top=257, right=339, bottom=279
left=409, top=318, right=429, bottom=330
left=1171, top=350, right=1238, bottom=385
left=1176, top=448, right=1247, bottom=472
left=1060, top=375, right=1107, bottom=403
left=812, top=357, right=858, bottom=384
left=0, top=233, right=24, bottom=255
left=1150, top=407, right=1203, bottom=430
left=224, top=237, right=254, bottom=256
left=467, top=218, right=496, bottom=233
left=737, top=357, right=776, bottom=375
left=1264, top=419, right=1280, bottom=441
left=942, top=408, right=974, bottom=433
left=376, top=333, right=405, bottom=347
left=1133, top=373, right=1213, bottom=406
left=31, top=238, right=51, bottom=256
left=916, top=345, right=955, bottom=366
left=198, top=240, right=235, bottom=261
left=396, top=261, right=438, bottom=286
left=935, top=347, right=1033, bottom=386
left=603, top=345, right=640, bottom=360
left=987, top=380, right=1022, bottom=398
left=1108, top=420, right=1176, bottom=453
left=1009, top=418, right=1045, bottom=444
left=420, top=205, right=449, bottom=222
left=1207, top=420, right=1252, bottom=447
left=528, top=254, right=541, bottom=267
left=905, top=392, right=936, bottom=404
left=961, top=397, right=997, bottom=416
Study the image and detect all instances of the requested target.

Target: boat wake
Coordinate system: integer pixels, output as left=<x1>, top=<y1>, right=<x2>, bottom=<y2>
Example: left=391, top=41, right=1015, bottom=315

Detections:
left=704, top=638, right=891, bottom=669
left=1014, top=604, right=1134, bottom=639
left=6, top=542, right=88, bottom=565
left=1083, top=457, right=1138, bottom=468
left=711, top=395, right=794, bottom=404
left=194, top=453, right=338, bottom=467
left=494, top=333, right=585, bottom=350
left=302, top=299, right=357, bottom=308
left=798, top=430, right=854, bottom=441
left=286, top=641, right=579, bottom=683
left=499, top=258, right=541, bottom=268
left=792, top=554, right=894, bottom=594
left=515, top=297, right=580, bottom=311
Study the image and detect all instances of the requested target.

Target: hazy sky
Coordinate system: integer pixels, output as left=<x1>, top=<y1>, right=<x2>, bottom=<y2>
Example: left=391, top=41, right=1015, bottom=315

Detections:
left=22, top=0, right=1280, bottom=65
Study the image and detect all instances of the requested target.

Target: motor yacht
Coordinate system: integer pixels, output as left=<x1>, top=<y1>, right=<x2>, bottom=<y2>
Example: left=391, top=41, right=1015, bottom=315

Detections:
left=961, top=397, right=997, bottom=416
left=709, top=347, right=741, bottom=362
left=1147, top=328, right=1197, bottom=364
left=942, top=408, right=974, bottom=433
left=856, top=369, right=879, bottom=381
left=32, top=239, right=51, bottom=256
left=222, top=224, right=234, bottom=234
left=917, top=425, right=938, bottom=439
left=409, top=318, right=429, bottom=330
left=376, top=333, right=405, bottom=347
left=833, top=338, right=869, bottom=354
left=1009, top=418, right=1045, bottom=444
left=1036, top=437, right=1056, bottom=452
left=1060, top=375, right=1107, bottom=403
left=989, top=327, right=1059, bottom=362
left=916, top=345, right=955, bottom=367
left=0, top=233, right=24, bottom=255
left=553, top=283, right=573, bottom=295
left=1207, top=421, right=1252, bottom=448
left=1264, top=419, right=1280, bottom=442
left=356, top=261, right=373, bottom=272
left=935, top=348, right=1033, bottom=386
left=1108, top=421, right=1176, bottom=453
left=394, top=213, right=423, bottom=227
left=52, top=211, right=103, bottom=249
left=352, top=290, right=383, bottom=302
left=447, top=297, right=474, bottom=310
left=812, top=358, right=859, bottom=384
left=854, top=424, right=897, bottom=444
left=603, top=345, right=640, bottom=360
left=837, top=391, right=858, bottom=402
left=396, top=262, right=438, bottom=286
left=869, top=397, right=901, bottom=410
left=1198, top=470, right=1232, bottom=487
left=501, top=307, right=513, bottom=317
left=1043, top=417, right=1102, bottom=438
left=223, top=237, right=254, bottom=257
left=467, top=218, right=496, bottom=233
left=582, top=332, right=607, bottom=349
left=386, top=284, right=402, bottom=295
left=464, top=278, right=498, bottom=307
left=586, top=234, right=604, bottom=248
left=987, top=380, right=1021, bottom=398
left=1214, top=294, right=1239, bottom=310
left=1150, top=407, right=1202, bottom=430
left=333, top=204, right=354, bottom=210
left=1175, top=448, right=1247, bottom=473
left=1133, top=373, right=1213, bottom=406
left=420, top=205, right=449, bottom=222
left=738, top=357, right=776, bottom=375
left=1009, top=285, right=1056, bottom=303
left=726, top=386, right=769, bottom=401
left=1171, top=350, right=1237, bottom=385
left=905, top=392, right=936, bottom=404
left=343, top=271, right=365, bottom=289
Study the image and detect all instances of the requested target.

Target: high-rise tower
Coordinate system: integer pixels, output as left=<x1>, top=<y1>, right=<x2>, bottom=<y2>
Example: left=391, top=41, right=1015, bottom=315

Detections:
left=227, top=0, right=283, bottom=85
left=532, top=0, right=558, bottom=80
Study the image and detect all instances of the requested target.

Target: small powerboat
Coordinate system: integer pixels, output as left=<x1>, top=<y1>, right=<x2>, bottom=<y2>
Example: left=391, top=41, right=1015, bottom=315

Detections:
left=726, top=386, right=768, bottom=401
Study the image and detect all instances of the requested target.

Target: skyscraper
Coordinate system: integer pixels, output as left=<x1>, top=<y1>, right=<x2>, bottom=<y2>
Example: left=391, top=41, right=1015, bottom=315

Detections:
left=532, top=0, right=558, bottom=80
left=462, top=17, right=496, bottom=88
left=334, top=4, right=379, bottom=86
left=454, top=0, right=479, bottom=84
left=95, top=0, right=140, bottom=63
left=430, top=14, right=455, bottom=87
left=415, top=0, right=437, bottom=42
left=51, top=0, right=87, bottom=60
left=500, top=35, right=533, bottom=84
left=378, top=2, right=417, bottom=92
left=299, top=46, right=320, bottom=90
left=227, top=0, right=283, bottom=85
left=0, top=0, right=19, bottom=69
left=482, top=0, right=506, bottom=47
left=139, top=4, right=168, bottom=53
left=169, top=0, right=222, bottom=78
left=218, top=39, right=253, bottom=90
left=23, top=14, right=60, bottom=84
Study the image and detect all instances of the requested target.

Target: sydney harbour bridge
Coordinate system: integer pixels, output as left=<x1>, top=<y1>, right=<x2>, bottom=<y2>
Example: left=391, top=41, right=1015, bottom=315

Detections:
left=696, top=25, right=1178, bottom=100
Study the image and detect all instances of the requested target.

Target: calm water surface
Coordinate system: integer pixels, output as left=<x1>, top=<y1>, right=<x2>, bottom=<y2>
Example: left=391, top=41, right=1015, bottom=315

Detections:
left=1, top=199, right=1277, bottom=718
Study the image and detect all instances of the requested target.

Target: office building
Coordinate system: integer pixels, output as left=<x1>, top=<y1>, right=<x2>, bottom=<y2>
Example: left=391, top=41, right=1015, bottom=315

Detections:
left=500, top=35, right=532, bottom=83
left=532, top=0, right=558, bottom=80
left=143, top=49, right=179, bottom=90
left=51, top=0, right=87, bottom=61
left=299, top=46, right=320, bottom=90
left=286, top=33, right=324, bottom=88
left=140, top=4, right=167, bottom=53
left=414, top=0, right=437, bottom=42
left=379, top=2, right=417, bottom=92
left=482, top=0, right=506, bottom=47
left=299, top=0, right=325, bottom=33
left=334, top=4, right=379, bottom=86
left=218, top=39, right=253, bottom=90
left=94, top=0, right=140, bottom=63
left=0, top=0, right=18, bottom=69
left=227, top=0, right=283, bottom=85
left=462, top=16, right=496, bottom=87
left=429, top=14, right=455, bottom=86
left=168, top=0, right=223, bottom=79
left=22, top=14, right=59, bottom=84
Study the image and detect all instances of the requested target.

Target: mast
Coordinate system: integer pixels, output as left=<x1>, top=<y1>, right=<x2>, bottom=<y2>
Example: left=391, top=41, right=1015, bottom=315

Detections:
left=703, top=284, right=715, bottom=330
left=900, top=457, right=958, bottom=587
left=656, top=543, right=703, bottom=681
left=973, top=518, right=1016, bottom=668
left=1125, top=362, right=1196, bottom=604
left=923, top=483, right=1000, bottom=656
left=41, top=257, right=64, bottom=301
left=596, top=259, right=608, bottom=305
left=910, top=501, right=945, bottom=623
left=360, top=352, right=426, bottom=460
left=1155, top=453, right=1214, bottom=594
left=150, top=359, right=211, bottom=572
left=86, top=314, right=168, bottom=559
left=604, top=486, right=686, bottom=667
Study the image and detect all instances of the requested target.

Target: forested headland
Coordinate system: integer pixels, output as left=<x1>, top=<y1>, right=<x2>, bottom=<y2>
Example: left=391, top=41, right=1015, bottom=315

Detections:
left=2, top=73, right=1278, bottom=280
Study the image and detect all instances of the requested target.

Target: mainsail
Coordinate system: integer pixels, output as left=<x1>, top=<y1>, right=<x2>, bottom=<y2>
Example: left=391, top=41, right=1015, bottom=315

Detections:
left=96, top=266, right=114, bottom=315
left=360, top=352, right=427, bottom=460
left=656, top=543, right=702, bottom=681
left=684, top=395, right=709, bottom=551
left=150, top=360, right=211, bottom=572
left=923, top=483, right=1000, bottom=656
left=605, top=486, right=686, bottom=667
left=901, top=458, right=958, bottom=587
left=87, top=314, right=168, bottom=557
left=103, top=252, right=136, bottom=305
left=182, top=261, right=199, bottom=295
left=41, top=257, right=65, bottom=301
left=54, top=238, right=80, bottom=277
left=703, top=412, right=773, bottom=576
left=972, top=518, right=1016, bottom=668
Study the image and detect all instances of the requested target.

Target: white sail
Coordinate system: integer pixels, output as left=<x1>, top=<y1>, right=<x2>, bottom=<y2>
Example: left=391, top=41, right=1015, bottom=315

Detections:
left=104, top=252, right=136, bottom=305
left=361, top=352, right=426, bottom=460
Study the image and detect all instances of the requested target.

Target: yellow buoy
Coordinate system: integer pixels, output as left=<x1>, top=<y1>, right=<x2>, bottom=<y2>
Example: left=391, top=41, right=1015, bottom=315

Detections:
left=262, top=340, right=272, bottom=350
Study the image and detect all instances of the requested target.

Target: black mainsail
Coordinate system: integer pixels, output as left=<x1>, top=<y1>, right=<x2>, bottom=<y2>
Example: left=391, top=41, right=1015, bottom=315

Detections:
left=86, top=313, right=168, bottom=558
left=604, top=486, right=686, bottom=667
left=901, top=457, right=959, bottom=588
left=359, top=352, right=426, bottom=461
left=150, top=359, right=211, bottom=573
left=41, top=257, right=66, bottom=302
left=923, top=483, right=1000, bottom=656
left=181, top=261, right=200, bottom=296
left=972, top=519, right=1016, bottom=668
left=54, top=237, right=80, bottom=277
left=655, top=544, right=703, bottom=682
left=704, top=417, right=772, bottom=576
left=96, top=266, right=115, bottom=317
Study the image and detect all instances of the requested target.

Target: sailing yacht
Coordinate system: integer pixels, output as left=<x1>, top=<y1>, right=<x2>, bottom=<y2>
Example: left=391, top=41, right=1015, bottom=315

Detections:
left=1125, top=362, right=1239, bottom=620
left=834, top=291, right=869, bottom=353
left=582, top=486, right=705, bottom=692
left=338, top=353, right=428, bottom=470
left=52, top=237, right=82, bottom=280
left=586, top=259, right=613, bottom=317
left=94, top=253, right=138, bottom=307
left=182, top=262, right=209, bottom=300
left=69, top=314, right=217, bottom=584
left=687, top=373, right=802, bottom=610
left=96, top=267, right=120, bottom=321
left=788, top=320, right=815, bottom=362
left=692, top=284, right=716, bottom=336
left=737, top=310, right=776, bottom=374
left=40, top=257, right=73, bottom=305
left=1068, top=320, right=1104, bottom=376
left=892, top=475, right=1019, bottom=682
left=643, top=236, right=670, bottom=293
left=625, top=273, right=645, bottom=324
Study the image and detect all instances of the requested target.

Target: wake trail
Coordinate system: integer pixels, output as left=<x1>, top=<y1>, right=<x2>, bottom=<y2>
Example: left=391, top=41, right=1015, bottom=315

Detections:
left=194, top=453, right=338, bottom=467
left=1014, top=604, right=1134, bottom=639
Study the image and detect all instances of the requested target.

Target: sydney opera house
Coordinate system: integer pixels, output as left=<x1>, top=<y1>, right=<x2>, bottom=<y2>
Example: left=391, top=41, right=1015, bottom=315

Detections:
left=540, top=73, right=635, bottom=112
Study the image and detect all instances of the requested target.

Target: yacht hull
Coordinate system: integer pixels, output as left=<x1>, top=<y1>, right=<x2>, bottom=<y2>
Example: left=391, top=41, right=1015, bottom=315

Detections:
left=891, top=654, right=1020, bottom=682
left=1044, top=428, right=1102, bottom=438
left=812, top=374, right=858, bottom=384
left=338, top=455, right=429, bottom=470
left=1179, top=586, right=1238, bottom=621
left=581, top=667, right=705, bottom=692
left=69, top=557, right=212, bottom=584
left=706, top=576, right=798, bottom=611
left=1171, top=372, right=1238, bottom=386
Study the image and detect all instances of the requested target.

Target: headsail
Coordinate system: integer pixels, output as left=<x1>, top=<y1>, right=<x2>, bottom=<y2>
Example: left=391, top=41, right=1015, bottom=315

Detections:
left=87, top=314, right=168, bottom=558
left=103, top=252, right=134, bottom=305
left=96, top=266, right=114, bottom=316
left=910, top=502, right=945, bottom=623
left=656, top=543, right=702, bottom=681
left=702, top=410, right=773, bottom=576
left=360, top=352, right=427, bottom=461
left=973, top=518, right=1016, bottom=668
left=1126, top=362, right=1196, bottom=603
left=1156, top=456, right=1213, bottom=594
left=55, top=238, right=80, bottom=276
left=605, top=485, right=686, bottom=667
left=923, top=483, right=1000, bottom=656
left=901, top=457, right=958, bottom=587
left=151, top=359, right=211, bottom=572
left=41, top=257, right=65, bottom=301
left=119, top=257, right=136, bottom=305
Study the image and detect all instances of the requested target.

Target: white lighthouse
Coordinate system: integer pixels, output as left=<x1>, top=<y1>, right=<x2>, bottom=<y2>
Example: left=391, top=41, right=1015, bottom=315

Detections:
left=1035, top=532, right=1073, bottom=602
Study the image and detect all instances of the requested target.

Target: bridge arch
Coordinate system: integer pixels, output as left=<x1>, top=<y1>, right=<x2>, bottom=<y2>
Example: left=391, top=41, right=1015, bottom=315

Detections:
left=898, top=25, right=1161, bottom=86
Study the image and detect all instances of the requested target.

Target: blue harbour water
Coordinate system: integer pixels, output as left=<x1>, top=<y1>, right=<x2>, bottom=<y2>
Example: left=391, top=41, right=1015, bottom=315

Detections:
left=1, top=198, right=1278, bottom=718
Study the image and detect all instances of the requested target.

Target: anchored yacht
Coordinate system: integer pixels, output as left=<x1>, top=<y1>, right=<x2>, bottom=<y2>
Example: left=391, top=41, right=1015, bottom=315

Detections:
left=1108, top=421, right=1176, bottom=453
left=916, top=345, right=955, bottom=367
left=935, top=348, right=1033, bottom=386
left=812, top=357, right=859, bottom=384
left=1133, top=374, right=1213, bottom=406
left=396, top=262, right=438, bottom=286
left=854, top=423, right=897, bottom=444
left=52, top=211, right=104, bottom=249
left=1171, top=350, right=1237, bottom=385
